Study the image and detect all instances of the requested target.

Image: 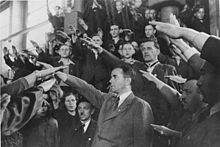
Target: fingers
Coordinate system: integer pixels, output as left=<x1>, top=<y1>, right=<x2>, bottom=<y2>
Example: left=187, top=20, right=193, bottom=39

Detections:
left=164, top=75, right=187, bottom=84
left=35, top=66, right=67, bottom=78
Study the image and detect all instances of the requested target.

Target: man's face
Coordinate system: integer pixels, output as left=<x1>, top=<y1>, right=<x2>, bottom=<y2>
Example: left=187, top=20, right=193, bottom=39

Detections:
left=65, top=94, right=77, bottom=112
left=145, top=25, right=156, bottom=38
left=109, top=68, right=128, bottom=94
left=36, top=105, right=48, bottom=117
left=197, top=63, right=220, bottom=106
left=110, top=25, right=120, bottom=38
left=58, top=45, right=71, bottom=58
left=180, top=80, right=202, bottom=112
left=141, top=42, right=159, bottom=62
left=54, top=6, right=60, bottom=16
left=145, top=9, right=151, bottom=19
left=78, top=102, right=94, bottom=121
left=116, top=1, right=123, bottom=12
left=195, top=8, right=205, bottom=20
left=120, top=44, right=135, bottom=59
left=149, top=9, right=156, bottom=20
left=134, top=0, right=142, bottom=8
left=92, top=35, right=103, bottom=46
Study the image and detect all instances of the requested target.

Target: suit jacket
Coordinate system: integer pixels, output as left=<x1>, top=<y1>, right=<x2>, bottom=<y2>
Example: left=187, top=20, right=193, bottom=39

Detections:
left=65, top=75, right=154, bottom=147
left=72, top=119, right=97, bottom=147
left=177, top=111, right=220, bottom=147
left=74, top=45, right=111, bottom=92
left=200, top=36, right=220, bottom=70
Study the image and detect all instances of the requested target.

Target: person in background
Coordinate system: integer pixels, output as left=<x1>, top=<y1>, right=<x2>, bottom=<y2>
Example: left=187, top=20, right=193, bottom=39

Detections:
left=21, top=96, right=59, bottom=147
left=46, top=0, right=64, bottom=32
left=191, top=5, right=209, bottom=34
left=71, top=98, right=97, bottom=147
left=105, top=24, right=124, bottom=58
left=53, top=90, right=80, bottom=147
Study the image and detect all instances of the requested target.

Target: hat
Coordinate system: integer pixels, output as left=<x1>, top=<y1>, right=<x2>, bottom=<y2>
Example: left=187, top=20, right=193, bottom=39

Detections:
left=55, top=30, right=71, bottom=44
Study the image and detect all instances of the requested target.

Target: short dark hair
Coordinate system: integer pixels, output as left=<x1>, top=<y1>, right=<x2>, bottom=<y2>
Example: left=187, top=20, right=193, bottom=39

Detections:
left=77, top=96, right=94, bottom=109
left=145, top=23, right=156, bottom=30
left=119, top=42, right=134, bottom=50
left=193, top=5, right=205, bottom=14
left=113, top=64, right=136, bottom=81
left=140, top=36, right=160, bottom=50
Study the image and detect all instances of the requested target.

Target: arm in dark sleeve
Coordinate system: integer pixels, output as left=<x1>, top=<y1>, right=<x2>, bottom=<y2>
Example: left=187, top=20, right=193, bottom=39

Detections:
left=99, top=49, right=124, bottom=68
left=64, top=74, right=108, bottom=109
left=4, top=55, right=14, bottom=68
left=134, top=101, right=154, bottom=147
left=38, top=51, right=60, bottom=66
left=200, top=36, right=220, bottom=68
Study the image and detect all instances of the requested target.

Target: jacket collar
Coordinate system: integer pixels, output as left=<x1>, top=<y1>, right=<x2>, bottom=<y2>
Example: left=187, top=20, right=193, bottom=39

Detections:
left=104, top=93, right=135, bottom=121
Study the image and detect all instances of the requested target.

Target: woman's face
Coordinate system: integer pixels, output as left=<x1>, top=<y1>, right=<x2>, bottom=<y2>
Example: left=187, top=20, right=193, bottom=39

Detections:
left=64, top=94, right=77, bottom=112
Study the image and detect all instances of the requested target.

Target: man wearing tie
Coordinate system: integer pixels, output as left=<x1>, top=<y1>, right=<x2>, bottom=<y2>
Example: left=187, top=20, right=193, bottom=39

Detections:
left=71, top=98, right=97, bottom=147
left=56, top=64, right=154, bottom=147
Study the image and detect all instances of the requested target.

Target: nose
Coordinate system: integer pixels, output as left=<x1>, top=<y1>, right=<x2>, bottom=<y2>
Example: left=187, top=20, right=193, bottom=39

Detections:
left=109, top=77, right=113, bottom=84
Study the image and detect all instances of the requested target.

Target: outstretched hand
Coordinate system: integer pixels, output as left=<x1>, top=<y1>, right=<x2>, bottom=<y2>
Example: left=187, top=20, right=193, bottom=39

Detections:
left=38, top=78, right=56, bottom=92
left=35, top=66, right=67, bottom=79
left=149, top=21, right=182, bottom=39
left=151, top=124, right=181, bottom=136
left=164, top=75, right=186, bottom=84
left=139, top=70, right=158, bottom=82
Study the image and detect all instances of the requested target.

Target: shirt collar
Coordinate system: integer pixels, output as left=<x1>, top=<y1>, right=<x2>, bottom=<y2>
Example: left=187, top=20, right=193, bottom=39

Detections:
left=81, top=119, right=91, bottom=133
left=118, top=91, right=132, bottom=107
left=210, top=101, right=220, bottom=116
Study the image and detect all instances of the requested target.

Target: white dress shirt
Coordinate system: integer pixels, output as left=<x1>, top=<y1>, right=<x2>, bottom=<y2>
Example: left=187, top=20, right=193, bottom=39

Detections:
left=81, top=119, right=91, bottom=133
left=118, top=91, right=132, bottom=107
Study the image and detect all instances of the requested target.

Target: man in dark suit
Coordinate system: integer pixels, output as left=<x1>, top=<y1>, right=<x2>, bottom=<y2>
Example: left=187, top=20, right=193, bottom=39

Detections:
left=72, top=98, right=97, bottom=147
left=150, top=20, right=220, bottom=147
left=140, top=36, right=180, bottom=147
left=56, top=64, right=154, bottom=147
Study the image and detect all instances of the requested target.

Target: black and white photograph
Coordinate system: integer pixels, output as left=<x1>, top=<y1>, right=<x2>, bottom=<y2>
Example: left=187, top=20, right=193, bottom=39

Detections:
left=0, top=0, right=220, bottom=147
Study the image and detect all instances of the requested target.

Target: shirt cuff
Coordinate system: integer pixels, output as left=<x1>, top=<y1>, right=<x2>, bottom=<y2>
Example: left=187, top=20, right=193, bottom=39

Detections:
left=183, top=47, right=200, bottom=60
left=192, top=32, right=209, bottom=50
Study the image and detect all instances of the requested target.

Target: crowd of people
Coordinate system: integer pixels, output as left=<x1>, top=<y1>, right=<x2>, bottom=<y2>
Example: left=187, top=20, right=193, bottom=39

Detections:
left=1, top=0, right=219, bottom=147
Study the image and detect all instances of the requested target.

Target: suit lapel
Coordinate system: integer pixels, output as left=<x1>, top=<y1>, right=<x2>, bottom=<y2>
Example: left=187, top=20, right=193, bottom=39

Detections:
left=104, top=93, right=135, bottom=122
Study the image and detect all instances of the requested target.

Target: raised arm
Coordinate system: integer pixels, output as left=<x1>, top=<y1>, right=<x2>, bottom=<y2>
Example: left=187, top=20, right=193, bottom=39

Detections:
left=55, top=72, right=108, bottom=109
left=149, top=21, right=209, bottom=51
left=140, top=70, right=181, bottom=109
left=1, top=66, right=65, bottom=96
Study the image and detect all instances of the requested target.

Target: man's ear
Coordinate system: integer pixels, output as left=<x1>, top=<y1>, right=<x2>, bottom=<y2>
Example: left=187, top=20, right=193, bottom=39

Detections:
left=156, top=48, right=160, bottom=56
left=125, top=77, right=132, bottom=86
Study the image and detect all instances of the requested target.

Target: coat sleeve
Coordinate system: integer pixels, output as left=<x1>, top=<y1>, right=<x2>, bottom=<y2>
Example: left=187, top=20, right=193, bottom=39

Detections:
left=134, top=100, right=154, bottom=147
left=200, top=36, right=220, bottom=68
left=99, top=49, right=124, bottom=68
left=1, top=77, right=29, bottom=96
left=65, top=74, right=108, bottom=109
